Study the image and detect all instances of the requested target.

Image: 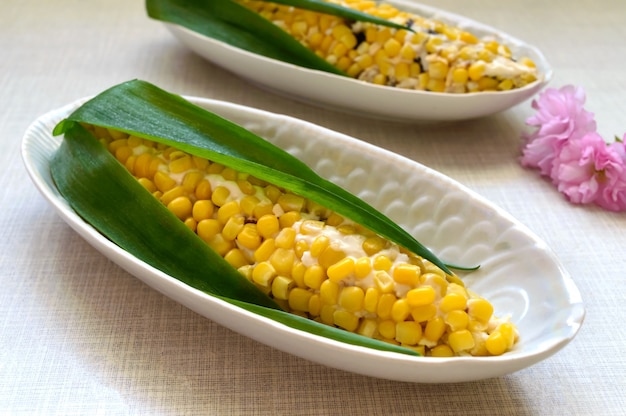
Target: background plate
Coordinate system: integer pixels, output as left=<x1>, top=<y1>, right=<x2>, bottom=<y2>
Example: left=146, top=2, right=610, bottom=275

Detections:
left=22, top=97, right=583, bottom=383
left=164, top=0, right=552, bottom=121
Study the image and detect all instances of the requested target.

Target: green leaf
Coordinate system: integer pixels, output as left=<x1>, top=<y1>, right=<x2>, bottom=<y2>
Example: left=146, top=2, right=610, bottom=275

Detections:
left=145, top=0, right=410, bottom=75
left=54, top=79, right=451, bottom=274
left=51, top=115, right=417, bottom=357
left=146, top=0, right=345, bottom=75
left=51, top=122, right=279, bottom=308
left=254, top=0, right=410, bottom=31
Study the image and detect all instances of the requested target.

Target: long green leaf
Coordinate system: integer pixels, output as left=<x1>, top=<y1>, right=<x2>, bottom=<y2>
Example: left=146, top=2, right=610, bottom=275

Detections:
left=255, top=0, right=410, bottom=31
left=146, top=0, right=345, bottom=75
left=53, top=79, right=451, bottom=274
left=51, top=120, right=417, bottom=357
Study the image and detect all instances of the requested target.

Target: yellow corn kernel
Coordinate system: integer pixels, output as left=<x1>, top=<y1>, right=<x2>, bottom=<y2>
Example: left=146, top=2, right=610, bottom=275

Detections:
left=137, top=177, right=156, bottom=193
left=411, top=304, right=437, bottom=323
left=378, top=319, right=396, bottom=340
left=391, top=298, right=410, bottom=322
left=428, top=60, right=449, bottom=80
left=407, top=286, right=436, bottom=307
left=183, top=217, right=196, bottom=232
left=485, top=331, right=508, bottom=356
left=308, top=294, right=321, bottom=316
left=207, top=161, right=224, bottom=175
left=354, top=257, right=372, bottom=279
left=394, top=62, right=410, bottom=81
left=294, top=240, right=308, bottom=259
left=257, top=214, right=279, bottom=239
left=498, top=79, right=514, bottom=91
left=271, top=275, right=295, bottom=300
left=383, top=37, right=402, bottom=57
left=362, top=236, right=385, bottom=256
left=440, top=292, right=467, bottom=313
left=425, top=36, right=443, bottom=53
left=197, top=218, right=221, bottom=242
left=372, top=73, right=387, bottom=85
left=114, top=146, right=133, bottom=165
left=430, top=344, right=454, bottom=357
left=310, top=235, right=330, bottom=257
left=338, top=286, right=365, bottom=313
left=252, top=261, right=276, bottom=287
left=134, top=153, right=155, bottom=179
left=303, top=264, right=325, bottom=290
left=289, top=287, right=312, bottom=312
left=279, top=211, right=300, bottom=228
left=220, top=167, right=238, bottom=181
left=426, top=78, right=446, bottom=92
left=263, top=185, right=281, bottom=203
left=181, top=171, right=203, bottom=193
left=217, top=200, right=241, bottom=224
left=254, top=238, right=276, bottom=262
left=154, top=171, right=176, bottom=192
left=424, top=316, right=446, bottom=342
left=452, top=67, right=469, bottom=84
left=363, top=287, right=379, bottom=313
left=393, top=264, right=420, bottom=285
left=478, top=76, right=499, bottom=91
left=333, top=310, right=359, bottom=332
left=327, top=257, right=355, bottom=283
left=373, top=255, right=392, bottom=271
left=448, top=329, right=475, bottom=353
left=195, top=179, right=212, bottom=200
left=445, top=310, right=469, bottom=331
left=224, top=248, right=248, bottom=270
left=236, top=179, right=255, bottom=195
left=518, top=56, right=536, bottom=68
left=318, top=246, right=346, bottom=270
left=192, top=155, right=209, bottom=171
left=167, top=196, right=192, bottom=220
left=459, top=31, right=478, bottom=44
left=207, top=234, right=233, bottom=257
left=211, top=186, right=230, bottom=207
left=269, top=247, right=295, bottom=275
left=467, top=298, right=494, bottom=323
left=169, top=154, right=193, bottom=174
left=400, top=43, right=415, bottom=60
left=377, top=293, right=396, bottom=319
left=357, top=318, right=378, bottom=338
left=300, top=219, right=324, bottom=235
left=498, top=322, right=517, bottom=348
left=222, top=215, right=244, bottom=241
left=278, top=193, right=305, bottom=212
left=395, top=321, right=422, bottom=345
left=375, top=28, right=392, bottom=44
left=374, top=270, right=394, bottom=293
left=275, top=227, right=296, bottom=249
left=291, top=261, right=306, bottom=288
left=160, top=186, right=185, bottom=206
left=237, top=223, right=261, bottom=250
left=320, top=279, right=339, bottom=305
left=468, top=61, right=485, bottom=81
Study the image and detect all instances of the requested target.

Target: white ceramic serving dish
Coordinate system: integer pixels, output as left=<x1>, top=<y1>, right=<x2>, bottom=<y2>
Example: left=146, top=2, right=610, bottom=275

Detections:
left=22, top=97, right=583, bottom=383
left=164, top=0, right=552, bottom=121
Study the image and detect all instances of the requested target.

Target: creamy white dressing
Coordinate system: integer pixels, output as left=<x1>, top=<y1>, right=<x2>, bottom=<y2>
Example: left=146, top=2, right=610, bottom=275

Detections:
left=484, top=56, right=536, bottom=78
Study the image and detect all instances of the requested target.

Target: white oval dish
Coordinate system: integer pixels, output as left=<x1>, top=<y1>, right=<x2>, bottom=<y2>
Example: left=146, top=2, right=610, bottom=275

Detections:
left=22, top=97, right=583, bottom=383
left=163, top=0, right=552, bottom=121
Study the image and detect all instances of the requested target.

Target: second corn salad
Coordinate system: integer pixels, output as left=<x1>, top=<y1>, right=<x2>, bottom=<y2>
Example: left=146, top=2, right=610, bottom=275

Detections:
left=92, top=123, right=519, bottom=357
left=239, top=0, right=539, bottom=93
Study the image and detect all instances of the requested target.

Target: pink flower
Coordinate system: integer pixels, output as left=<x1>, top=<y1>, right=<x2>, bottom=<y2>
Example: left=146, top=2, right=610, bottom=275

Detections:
left=521, top=85, right=597, bottom=177
left=553, top=132, right=626, bottom=211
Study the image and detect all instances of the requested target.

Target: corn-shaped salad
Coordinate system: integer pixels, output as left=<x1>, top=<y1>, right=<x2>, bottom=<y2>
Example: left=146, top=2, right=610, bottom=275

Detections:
left=92, top=124, right=518, bottom=357
left=238, top=0, right=539, bottom=93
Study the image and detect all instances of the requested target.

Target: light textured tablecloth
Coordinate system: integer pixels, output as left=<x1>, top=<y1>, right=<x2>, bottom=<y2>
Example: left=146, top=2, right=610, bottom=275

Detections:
left=2, top=0, right=625, bottom=414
